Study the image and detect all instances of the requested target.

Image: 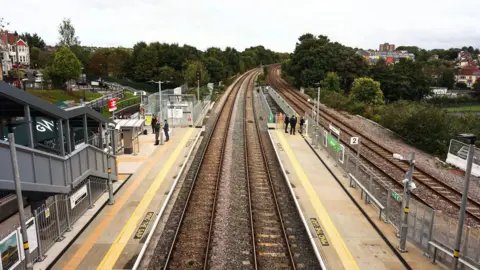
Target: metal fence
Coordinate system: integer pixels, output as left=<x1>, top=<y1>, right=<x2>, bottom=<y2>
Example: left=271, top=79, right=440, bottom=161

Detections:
left=262, top=86, right=480, bottom=269
left=0, top=176, right=108, bottom=269
left=145, top=90, right=211, bottom=127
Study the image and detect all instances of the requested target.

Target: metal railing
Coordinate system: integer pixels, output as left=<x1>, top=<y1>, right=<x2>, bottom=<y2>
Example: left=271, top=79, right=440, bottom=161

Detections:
left=265, top=86, right=480, bottom=269
left=0, top=176, right=108, bottom=269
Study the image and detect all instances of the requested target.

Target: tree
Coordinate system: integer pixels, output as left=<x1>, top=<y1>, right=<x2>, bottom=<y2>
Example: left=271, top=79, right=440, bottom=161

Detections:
left=349, top=77, right=384, bottom=106
left=133, top=46, right=157, bottom=81
left=107, top=48, right=131, bottom=78
left=439, top=68, right=455, bottom=89
left=8, top=69, right=24, bottom=79
left=88, top=49, right=109, bottom=76
left=320, top=72, right=341, bottom=92
left=19, top=33, right=46, bottom=50
left=70, top=45, right=91, bottom=70
left=48, top=46, right=82, bottom=89
left=30, top=47, right=51, bottom=69
left=473, top=78, right=480, bottom=91
left=204, top=57, right=225, bottom=83
left=283, top=34, right=368, bottom=90
left=183, top=60, right=209, bottom=86
left=58, top=18, right=80, bottom=47
left=371, top=59, right=431, bottom=102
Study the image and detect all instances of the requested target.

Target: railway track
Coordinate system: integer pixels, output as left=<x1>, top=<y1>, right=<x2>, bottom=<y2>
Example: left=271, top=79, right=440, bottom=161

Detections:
left=245, top=73, right=296, bottom=268
left=267, top=64, right=480, bottom=224
left=161, top=71, right=255, bottom=269
left=146, top=68, right=322, bottom=269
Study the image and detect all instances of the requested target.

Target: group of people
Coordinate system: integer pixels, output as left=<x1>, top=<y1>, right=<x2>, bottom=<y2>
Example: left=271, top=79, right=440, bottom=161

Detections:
left=284, top=114, right=305, bottom=135
left=151, top=116, right=169, bottom=145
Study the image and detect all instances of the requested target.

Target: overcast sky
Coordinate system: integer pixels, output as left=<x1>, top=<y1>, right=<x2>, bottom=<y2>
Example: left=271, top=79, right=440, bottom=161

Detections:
left=4, top=0, right=480, bottom=52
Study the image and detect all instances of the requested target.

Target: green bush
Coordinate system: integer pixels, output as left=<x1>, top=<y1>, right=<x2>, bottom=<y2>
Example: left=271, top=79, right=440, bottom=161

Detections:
left=380, top=101, right=453, bottom=156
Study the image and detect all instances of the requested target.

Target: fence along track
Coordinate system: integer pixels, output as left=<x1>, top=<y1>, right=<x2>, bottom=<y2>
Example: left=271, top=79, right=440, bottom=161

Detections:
left=267, top=64, right=480, bottom=224
left=244, top=72, right=297, bottom=269
left=163, top=71, right=255, bottom=269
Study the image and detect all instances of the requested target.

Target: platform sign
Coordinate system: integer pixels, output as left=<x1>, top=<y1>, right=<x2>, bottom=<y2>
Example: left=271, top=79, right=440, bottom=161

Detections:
left=350, top=137, right=359, bottom=145
left=70, top=185, right=88, bottom=209
left=329, top=124, right=340, bottom=136
left=108, top=98, right=117, bottom=112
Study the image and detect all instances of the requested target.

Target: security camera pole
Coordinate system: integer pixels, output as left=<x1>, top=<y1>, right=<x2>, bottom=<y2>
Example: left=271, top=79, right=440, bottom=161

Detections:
left=452, top=134, right=476, bottom=269
left=399, top=152, right=415, bottom=252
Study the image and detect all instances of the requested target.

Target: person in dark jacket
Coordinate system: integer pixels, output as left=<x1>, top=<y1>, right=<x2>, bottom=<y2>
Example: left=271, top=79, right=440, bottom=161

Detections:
left=299, top=117, right=305, bottom=134
left=284, top=114, right=289, bottom=133
left=290, top=115, right=297, bottom=135
left=163, top=119, right=169, bottom=142
left=154, top=120, right=160, bottom=145
left=151, top=116, right=157, bottom=134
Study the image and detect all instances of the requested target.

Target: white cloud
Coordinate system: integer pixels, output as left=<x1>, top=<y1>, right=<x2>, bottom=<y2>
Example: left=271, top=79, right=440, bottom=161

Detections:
left=5, top=0, right=480, bottom=52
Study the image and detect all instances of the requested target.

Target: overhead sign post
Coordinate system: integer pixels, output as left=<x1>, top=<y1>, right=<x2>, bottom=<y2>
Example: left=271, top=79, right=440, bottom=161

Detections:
left=108, top=98, right=117, bottom=119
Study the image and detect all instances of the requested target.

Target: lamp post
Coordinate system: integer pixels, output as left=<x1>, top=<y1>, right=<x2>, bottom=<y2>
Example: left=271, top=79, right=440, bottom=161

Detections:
left=452, top=134, right=476, bottom=269
left=393, top=152, right=416, bottom=252
left=7, top=121, right=33, bottom=270
left=149, top=80, right=170, bottom=145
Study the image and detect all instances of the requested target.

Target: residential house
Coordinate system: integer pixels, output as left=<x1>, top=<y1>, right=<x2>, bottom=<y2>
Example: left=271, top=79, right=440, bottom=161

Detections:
left=457, top=51, right=475, bottom=68
left=0, top=32, right=30, bottom=68
left=456, top=66, right=480, bottom=88
left=356, top=49, right=415, bottom=65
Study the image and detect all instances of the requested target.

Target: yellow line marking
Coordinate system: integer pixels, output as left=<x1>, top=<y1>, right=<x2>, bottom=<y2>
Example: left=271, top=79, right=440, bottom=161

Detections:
left=63, top=142, right=170, bottom=269
left=276, top=130, right=360, bottom=270
left=97, top=128, right=194, bottom=270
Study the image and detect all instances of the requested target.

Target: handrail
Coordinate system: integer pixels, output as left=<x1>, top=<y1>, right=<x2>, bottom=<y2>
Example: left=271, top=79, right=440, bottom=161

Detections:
left=429, top=241, right=479, bottom=270
left=348, top=173, right=385, bottom=220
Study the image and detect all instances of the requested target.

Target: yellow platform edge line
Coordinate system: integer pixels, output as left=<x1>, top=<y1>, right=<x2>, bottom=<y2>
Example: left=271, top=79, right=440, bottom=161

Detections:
left=97, top=128, right=195, bottom=270
left=275, top=130, right=360, bottom=270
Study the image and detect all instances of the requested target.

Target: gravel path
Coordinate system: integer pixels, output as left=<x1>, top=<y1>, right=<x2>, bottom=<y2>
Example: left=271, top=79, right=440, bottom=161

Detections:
left=209, top=78, right=252, bottom=269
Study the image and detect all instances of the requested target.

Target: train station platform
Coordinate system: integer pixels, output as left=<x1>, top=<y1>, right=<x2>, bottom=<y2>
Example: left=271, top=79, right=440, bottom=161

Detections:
left=33, top=127, right=202, bottom=270
left=268, top=129, right=445, bottom=270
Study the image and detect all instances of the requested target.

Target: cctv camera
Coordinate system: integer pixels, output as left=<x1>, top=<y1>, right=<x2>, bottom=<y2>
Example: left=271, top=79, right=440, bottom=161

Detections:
left=108, top=123, right=116, bottom=128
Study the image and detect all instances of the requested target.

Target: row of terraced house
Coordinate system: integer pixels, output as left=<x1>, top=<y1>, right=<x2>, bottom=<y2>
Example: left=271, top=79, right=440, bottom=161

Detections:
left=0, top=31, right=30, bottom=79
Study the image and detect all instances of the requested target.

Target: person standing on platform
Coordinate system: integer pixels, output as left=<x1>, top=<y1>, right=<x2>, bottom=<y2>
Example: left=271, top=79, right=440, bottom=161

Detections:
left=151, top=116, right=157, bottom=134
left=290, top=115, right=297, bottom=135
left=284, top=114, right=289, bottom=133
left=299, top=117, right=305, bottom=134
left=154, top=120, right=160, bottom=145
left=164, top=119, right=169, bottom=142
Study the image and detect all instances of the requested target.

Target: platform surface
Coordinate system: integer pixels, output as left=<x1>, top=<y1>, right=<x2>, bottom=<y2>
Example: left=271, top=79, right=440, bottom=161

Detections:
left=44, top=127, right=199, bottom=270
left=269, top=129, right=445, bottom=270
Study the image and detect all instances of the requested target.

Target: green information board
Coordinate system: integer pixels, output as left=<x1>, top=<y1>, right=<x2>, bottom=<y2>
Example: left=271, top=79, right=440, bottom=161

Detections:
left=392, top=191, right=402, bottom=202
left=327, top=135, right=341, bottom=152
left=269, top=112, right=274, bottom=123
